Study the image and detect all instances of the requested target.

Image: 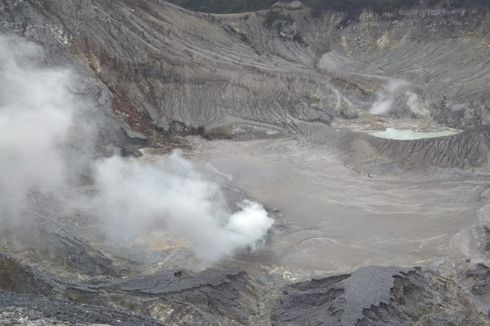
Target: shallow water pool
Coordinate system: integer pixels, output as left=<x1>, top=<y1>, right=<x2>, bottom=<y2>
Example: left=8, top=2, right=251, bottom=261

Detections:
left=369, top=128, right=460, bottom=140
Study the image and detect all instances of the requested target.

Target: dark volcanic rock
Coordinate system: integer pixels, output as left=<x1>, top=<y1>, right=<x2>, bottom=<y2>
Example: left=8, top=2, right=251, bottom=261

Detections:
left=457, top=263, right=490, bottom=316
left=1, top=249, right=490, bottom=325
left=105, top=269, right=260, bottom=325
left=27, top=228, right=122, bottom=277
left=0, top=254, right=259, bottom=325
left=0, top=291, right=160, bottom=325
left=1, top=225, right=123, bottom=279
left=466, top=264, right=490, bottom=300
left=0, top=254, right=54, bottom=295
left=273, top=266, right=489, bottom=326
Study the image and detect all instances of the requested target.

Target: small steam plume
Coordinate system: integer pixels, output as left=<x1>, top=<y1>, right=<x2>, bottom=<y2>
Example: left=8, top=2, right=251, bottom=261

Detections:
left=370, top=79, right=424, bottom=116
left=0, top=34, right=273, bottom=264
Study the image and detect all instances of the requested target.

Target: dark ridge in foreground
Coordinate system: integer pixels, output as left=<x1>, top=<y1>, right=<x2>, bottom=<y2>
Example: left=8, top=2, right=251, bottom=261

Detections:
left=1, top=252, right=489, bottom=325
left=274, top=265, right=489, bottom=325
left=0, top=252, right=260, bottom=325
left=0, top=292, right=160, bottom=325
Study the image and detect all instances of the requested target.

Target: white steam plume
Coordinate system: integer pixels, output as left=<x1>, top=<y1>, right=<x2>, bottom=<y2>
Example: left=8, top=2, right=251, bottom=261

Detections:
left=0, top=34, right=273, bottom=264
left=370, top=79, right=424, bottom=116
left=93, top=154, right=273, bottom=263
left=0, top=35, right=74, bottom=218
left=406, top=91, right=422, bottom=115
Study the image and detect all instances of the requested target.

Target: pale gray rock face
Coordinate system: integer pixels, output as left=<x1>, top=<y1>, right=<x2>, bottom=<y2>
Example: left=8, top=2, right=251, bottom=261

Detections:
left=339, top=126, right=490, bottom=170
left=1, top=1, right=488, bottom=140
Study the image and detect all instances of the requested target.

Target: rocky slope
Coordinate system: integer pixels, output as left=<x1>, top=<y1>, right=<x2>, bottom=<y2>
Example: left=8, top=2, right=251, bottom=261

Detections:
left=1, top=250, right=489, bottom=325
left=340, top=126, right=490, bottom=170
left=274, top=265, right=489, bottom=325
left=1, top=0, right=489, bottom=140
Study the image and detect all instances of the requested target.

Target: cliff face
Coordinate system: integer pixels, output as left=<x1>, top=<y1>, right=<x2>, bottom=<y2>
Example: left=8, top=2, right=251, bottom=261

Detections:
left=0, top=0, right=331, bottom=140
left=328, top=8, right=490, bottom=129
left=1, top=0, right=488, bottom=142
left=339, top=126, right=490, bottom=170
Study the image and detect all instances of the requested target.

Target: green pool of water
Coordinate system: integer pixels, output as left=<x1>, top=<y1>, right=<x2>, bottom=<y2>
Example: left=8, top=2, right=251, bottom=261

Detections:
left=369, top=128, right=460, bottom=140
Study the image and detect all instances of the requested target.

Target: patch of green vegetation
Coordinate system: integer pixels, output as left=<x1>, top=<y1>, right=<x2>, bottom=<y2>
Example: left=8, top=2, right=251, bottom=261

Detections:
left=427, top=0, right=489, bottom=8
left=307, top=0, right=417, bottom=17
left=167, top=0, right=489, bottom=14
left=307, top=0, right=489, bottom=17
left=168, top=0, right=276, bottom=13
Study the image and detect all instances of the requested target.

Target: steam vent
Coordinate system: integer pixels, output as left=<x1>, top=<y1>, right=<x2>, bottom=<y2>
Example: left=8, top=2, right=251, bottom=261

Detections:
left=1, top=0, right=490, bottom=325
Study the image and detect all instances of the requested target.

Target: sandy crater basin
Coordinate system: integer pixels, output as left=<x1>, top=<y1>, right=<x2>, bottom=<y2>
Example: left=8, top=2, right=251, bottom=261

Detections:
left=184, top=136, right=487, bottom=277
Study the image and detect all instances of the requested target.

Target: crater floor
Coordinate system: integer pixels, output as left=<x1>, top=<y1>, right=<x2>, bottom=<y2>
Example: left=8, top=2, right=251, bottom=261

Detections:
left=187, top=136, right=489, bottom=277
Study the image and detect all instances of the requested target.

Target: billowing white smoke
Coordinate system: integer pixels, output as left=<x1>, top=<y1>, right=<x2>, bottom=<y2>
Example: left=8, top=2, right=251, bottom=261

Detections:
left=93, top=154, right=273, bottom=262
left=369, top=79, right=423, bottom=116
left=0, top=34, right=273, bottom=264
left=0, top=36, right=74, bottom=218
